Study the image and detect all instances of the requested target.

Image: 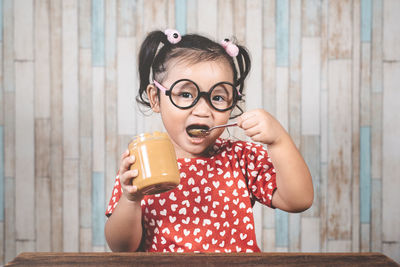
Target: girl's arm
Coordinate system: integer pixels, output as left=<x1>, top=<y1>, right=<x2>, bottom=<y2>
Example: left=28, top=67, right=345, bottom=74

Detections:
left=104, top=150, right=144, bottom=251
left=237, top=109, right=314, bottom=212
left=104, top=196, right=143, bottom=251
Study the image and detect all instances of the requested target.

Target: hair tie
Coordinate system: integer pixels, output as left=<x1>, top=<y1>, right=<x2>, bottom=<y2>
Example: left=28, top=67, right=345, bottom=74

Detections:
left=164, top=29, right=182, bottom=44
left=221, top=38, right=239, bottom=57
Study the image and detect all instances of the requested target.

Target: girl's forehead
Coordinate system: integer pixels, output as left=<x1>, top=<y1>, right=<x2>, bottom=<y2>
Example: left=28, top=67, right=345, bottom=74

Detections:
left=164, top=59, right=234, bottom=82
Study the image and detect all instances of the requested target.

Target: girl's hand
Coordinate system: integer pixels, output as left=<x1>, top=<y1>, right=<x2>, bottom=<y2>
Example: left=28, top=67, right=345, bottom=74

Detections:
left=237, top=109, right=287, bottom=145
left=118, top=149, right=143, bottom=202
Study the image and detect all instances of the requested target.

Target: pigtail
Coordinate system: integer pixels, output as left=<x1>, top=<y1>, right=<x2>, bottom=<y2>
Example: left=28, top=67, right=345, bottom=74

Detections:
left=235, top=45, right=251, bottom=95
left=137, top=31, right=167, bottom=108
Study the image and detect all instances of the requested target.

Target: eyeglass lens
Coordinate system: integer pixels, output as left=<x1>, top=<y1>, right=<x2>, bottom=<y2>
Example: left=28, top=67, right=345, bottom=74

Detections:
left=169, top=80, right=236, bottom=111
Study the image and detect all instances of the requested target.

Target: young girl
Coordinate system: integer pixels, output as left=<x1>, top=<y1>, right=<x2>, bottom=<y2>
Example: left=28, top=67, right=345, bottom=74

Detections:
left=105, top=29, right=313, bottom=253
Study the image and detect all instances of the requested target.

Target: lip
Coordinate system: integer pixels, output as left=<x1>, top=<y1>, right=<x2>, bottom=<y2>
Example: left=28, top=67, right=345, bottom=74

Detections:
left=188, top=135, right=207, bottom=144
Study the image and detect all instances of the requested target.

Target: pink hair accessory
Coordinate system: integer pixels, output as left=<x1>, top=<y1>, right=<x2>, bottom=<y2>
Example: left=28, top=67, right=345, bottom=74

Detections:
left=221, top=38, right=239, bottom=57
left=164, top=29, right=182, bottom=44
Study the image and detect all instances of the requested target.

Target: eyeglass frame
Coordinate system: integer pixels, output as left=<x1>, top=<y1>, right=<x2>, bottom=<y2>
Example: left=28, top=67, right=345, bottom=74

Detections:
left=153, top=79, right=242, bottom=112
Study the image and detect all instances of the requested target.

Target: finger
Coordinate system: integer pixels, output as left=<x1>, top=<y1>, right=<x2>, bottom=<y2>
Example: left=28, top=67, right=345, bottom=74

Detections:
left=124, top=184, right=139, bottom=195
left=120, top=169, right=138, bottom=185
left=238, top=111, right=256, bottom=124
left=240, top=117, right=259, bottom=130
left=244, top=127, right=262, bottom=138
left=249, top=133, right=265, bottom=143
left=120, top=149, right=130, bottom=161
left=120, top=155, right=136, bottom=173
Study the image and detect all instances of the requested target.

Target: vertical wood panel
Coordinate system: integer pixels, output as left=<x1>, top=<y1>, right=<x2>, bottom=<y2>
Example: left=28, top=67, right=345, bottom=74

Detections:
left=79, top=48, right=92, bottom=251
left=105, top=0, right=118, bottom=233
left=3, top=1, right=15, bottom=190
left=302, top=0, right=321, bottom=37
left=63, top=159, right=80, bottom=251
left=383, top=0, right=400, bottom=60
left=361, top=0, right=372, bottom=43
left=352, top=0, right=361, bottom=253
left=186, top=0, right=197, bottom=33
left=92, top=67, right=106, bottom=249
left=62, top=0, right=79, bottom=159
left=92, top=0, right=105, bottom=67
left=62, top=0, right=79, bottom=252
left=371, top=0, right=383, bottom=182
left=301, top=37, right=320, bottom=135
left=217, top=0, right=233, bottom=40
left=276, top=0, right=289, bottom=67
left=79, top=0, right=91, bottom=49
left=320, top=0, right=328, bottom=163
left=263, top=0, right=275, bottom=49
left=49, top=0, right=63, bottom=252
left=382, top=62, right=400, bottom=245
left=246, top=0, right=263, bottom=109
left=327, top=60, right=352, bottom=243
left=371, top=178, right=382, bottom=251
left=117, top=37, right=136, bottom=135
left=276, top=68, right=288, bottom=130
left=15, top=61, right=35, bottom=248
left=0, top=125, right=4, bottom=263
left=35, top=174, right=51, bottom=251
left=34, top=0, right=51, bottom=119
left=4, top=176, right=15, bottom=262
left=301, top=217, right=320, bottom=252
left=302, top=0, right=322, bottom=37
left=232, top=0, right=245, bottom=43
left=118, top=0, right=136, bottom=37
left=328, top=0, right=352, bottom=59
left=175, top=0, right=186, bottom=34
left=14, top=0, right=33, bottom=60
left=197, top=0, right=217, bottom=37
left=34, top=120, right=51, bottom=251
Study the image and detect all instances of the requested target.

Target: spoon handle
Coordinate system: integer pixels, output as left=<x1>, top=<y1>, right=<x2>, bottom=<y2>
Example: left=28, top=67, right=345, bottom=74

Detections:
left=210, top=122, right=238, bottom=130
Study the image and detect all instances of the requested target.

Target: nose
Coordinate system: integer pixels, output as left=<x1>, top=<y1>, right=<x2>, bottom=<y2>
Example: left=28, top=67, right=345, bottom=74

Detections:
left=191, top=95, right=212, bottom=117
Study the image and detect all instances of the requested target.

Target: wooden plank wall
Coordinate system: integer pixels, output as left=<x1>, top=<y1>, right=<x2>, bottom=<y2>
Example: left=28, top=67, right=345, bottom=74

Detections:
left=1, top=0, right=400, bottom=264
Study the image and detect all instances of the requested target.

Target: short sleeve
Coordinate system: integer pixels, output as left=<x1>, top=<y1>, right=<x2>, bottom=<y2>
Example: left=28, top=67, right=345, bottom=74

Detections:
left=240, top=142, right=277, bottom=208
left=105, top=172, right=123, bottom=217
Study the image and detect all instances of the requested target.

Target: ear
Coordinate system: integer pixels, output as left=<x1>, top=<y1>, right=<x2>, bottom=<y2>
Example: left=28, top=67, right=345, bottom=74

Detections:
left=147, top=84, right=160, bottom=113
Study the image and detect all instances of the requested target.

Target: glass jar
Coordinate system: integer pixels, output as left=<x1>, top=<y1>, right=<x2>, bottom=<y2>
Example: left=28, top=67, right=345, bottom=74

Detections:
left=129, top=132, right=180, bottom=195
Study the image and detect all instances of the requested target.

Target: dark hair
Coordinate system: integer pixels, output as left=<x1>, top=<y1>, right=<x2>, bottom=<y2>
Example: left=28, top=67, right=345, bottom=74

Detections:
left=136, top=30, right=251, bottom=118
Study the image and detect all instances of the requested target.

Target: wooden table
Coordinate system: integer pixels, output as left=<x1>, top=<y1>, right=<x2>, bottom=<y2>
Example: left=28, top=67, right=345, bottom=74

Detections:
left=6, top=252, right=399, bottom=267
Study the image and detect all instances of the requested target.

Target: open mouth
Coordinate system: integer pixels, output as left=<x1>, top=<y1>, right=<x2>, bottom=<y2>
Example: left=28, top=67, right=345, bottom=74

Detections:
left=186, top=124, right=210, bottom=137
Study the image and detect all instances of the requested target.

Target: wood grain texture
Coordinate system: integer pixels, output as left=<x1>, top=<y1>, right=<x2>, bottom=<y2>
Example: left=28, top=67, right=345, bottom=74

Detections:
left=382, top=62, right=400, bottom=245
left=327, top=60, right=352, bottom=241
left=49, top=0, right=63, bottom=252
left=328, top=0, right=352, bottom=59
left=15, top=61, right=35, bottom=242
left=6, top=252, right=400, bottom=267
left=14, top=0, right=34, bottom=60
left=383, top=0, right=400, bottom=60
left=351, top=0, right=361, bottom=253
left=34, top=0, right=51, bottom=119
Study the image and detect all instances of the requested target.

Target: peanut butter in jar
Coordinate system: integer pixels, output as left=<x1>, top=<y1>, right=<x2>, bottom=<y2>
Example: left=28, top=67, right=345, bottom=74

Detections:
left=129, top=132, right=180, bottom=195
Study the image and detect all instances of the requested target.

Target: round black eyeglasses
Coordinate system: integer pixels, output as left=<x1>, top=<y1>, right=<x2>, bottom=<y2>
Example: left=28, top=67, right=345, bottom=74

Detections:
left=153, top=79, right=242, bottom=112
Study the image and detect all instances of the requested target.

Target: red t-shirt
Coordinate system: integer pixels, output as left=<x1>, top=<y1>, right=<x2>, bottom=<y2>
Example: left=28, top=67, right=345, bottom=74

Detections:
left=106, top=138, right=277, bottom=252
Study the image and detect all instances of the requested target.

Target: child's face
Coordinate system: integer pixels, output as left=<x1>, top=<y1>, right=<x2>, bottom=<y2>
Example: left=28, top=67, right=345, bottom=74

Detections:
left=148, top=59, right=234, bottom=158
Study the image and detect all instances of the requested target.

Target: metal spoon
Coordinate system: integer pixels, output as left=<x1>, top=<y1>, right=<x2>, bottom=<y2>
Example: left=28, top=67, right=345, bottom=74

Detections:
left=188, top=122, right=238, bottom=137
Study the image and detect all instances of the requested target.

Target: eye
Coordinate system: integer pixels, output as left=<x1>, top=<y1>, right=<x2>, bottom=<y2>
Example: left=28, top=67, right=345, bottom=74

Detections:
left=212, top=95, right=226, bottom=102
left=179, top=92, right=193, bottom=98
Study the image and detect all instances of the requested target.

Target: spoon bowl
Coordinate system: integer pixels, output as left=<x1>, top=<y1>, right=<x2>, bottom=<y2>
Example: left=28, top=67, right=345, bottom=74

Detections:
left=188, top=122, right=238, bottom=137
